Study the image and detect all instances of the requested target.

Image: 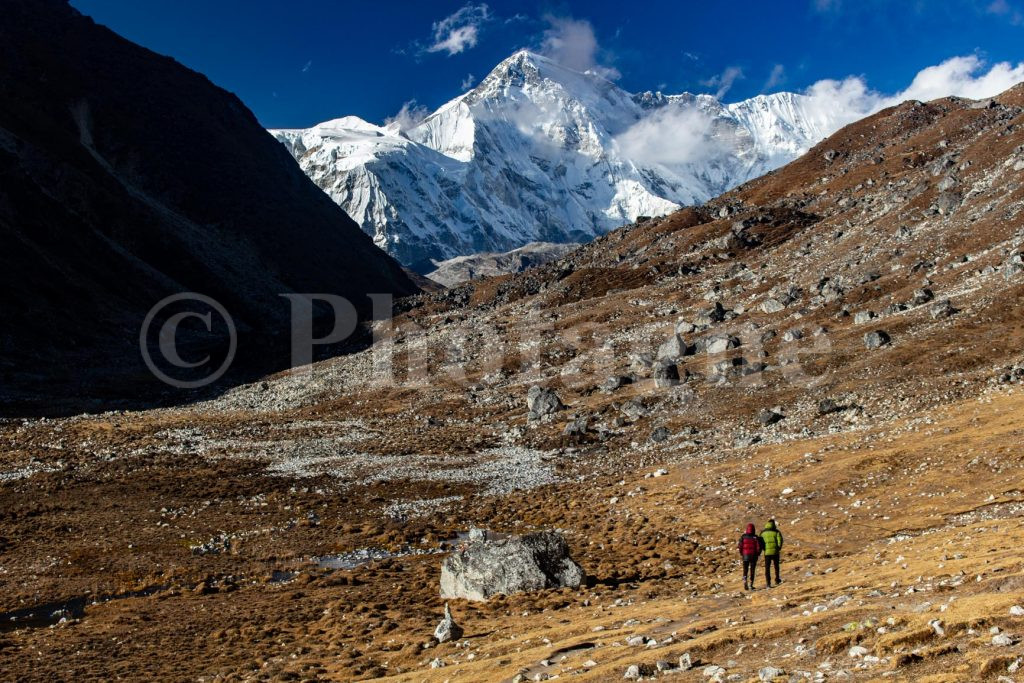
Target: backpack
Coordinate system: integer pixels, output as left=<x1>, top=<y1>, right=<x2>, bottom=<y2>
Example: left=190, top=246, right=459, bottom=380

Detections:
left=739, top=533, right=761, bottom=556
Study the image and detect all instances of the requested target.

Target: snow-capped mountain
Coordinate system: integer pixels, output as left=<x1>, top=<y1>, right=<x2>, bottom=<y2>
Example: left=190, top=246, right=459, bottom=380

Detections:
left=271, top=51, right=848, bottom=271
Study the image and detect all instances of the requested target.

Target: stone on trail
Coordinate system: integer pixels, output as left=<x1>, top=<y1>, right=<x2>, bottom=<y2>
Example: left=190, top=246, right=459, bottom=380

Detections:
left=702, top=664, right=726, bottom=679
left=930, top=299, right=958, bottom=319
left=650, top=426, right=670, bottom=443
left=653, top=360, right=680, bottom=388
left=603, top=375, right=633, bottom=392
left=853, top=310, right=875, bottom=325
left=864, top=330, right=891, bottom=349
left=624, top=663, right=650, bottom=679
left=440, top=531, right=584, bottom=601
left=817, top=398, right=841, bottom=415
left=759, top=666, right=785, bottom=681
left=657, top=334, right=690, bottom=360
left=760, top=297, right=786, bottom=314
left=562, top=416, right=588, bottom=437
left=527, top=386, right=564, bottom=421
left=705, top=334, right=740, bottom=354
left=911, top=288, right=934, bottom=306
left=433, top=603, right=463, bottom=643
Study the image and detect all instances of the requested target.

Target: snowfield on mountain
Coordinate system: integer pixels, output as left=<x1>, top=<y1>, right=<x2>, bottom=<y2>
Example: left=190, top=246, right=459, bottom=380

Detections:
left=271, top=51, right=852, bottom=270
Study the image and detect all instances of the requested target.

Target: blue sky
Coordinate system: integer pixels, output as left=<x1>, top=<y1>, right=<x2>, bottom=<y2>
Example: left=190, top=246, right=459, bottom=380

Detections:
left=71, top=0, right=1024, bottom=128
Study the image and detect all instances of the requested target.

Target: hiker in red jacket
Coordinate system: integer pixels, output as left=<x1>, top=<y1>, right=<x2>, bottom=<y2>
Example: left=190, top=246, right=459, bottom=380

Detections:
left=738, top=523, right=765, bottom=591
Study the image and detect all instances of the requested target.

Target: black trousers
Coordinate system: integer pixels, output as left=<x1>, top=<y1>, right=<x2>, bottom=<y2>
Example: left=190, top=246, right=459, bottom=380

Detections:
left=764, top=554, right=780, bottom=584
left=742, top=554, right=758, bottom=583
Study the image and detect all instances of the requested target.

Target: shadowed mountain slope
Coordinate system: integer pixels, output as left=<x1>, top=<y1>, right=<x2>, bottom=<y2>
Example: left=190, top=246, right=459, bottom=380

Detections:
left=0, top=0, right=418, bottom=413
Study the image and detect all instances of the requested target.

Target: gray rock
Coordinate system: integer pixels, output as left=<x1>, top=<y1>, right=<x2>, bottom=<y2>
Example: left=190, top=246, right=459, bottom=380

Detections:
left=696, top=302, right=727, bottom=326
left=853, top=310, right=875, bottom=325
left=676, top=320, right=697, bottom=334
left=527, top=386, right=564, bottom=421
left=782, top=328, right=803, bottom=342
left=679, top=653, right=693, bottom=670
left=705, top=334, right=740, bottom=354
left=760, top=298, right=786, bottom=314
left=603, top=375, right=634, bottom=392
left=621, top=399, right=649, bottom=421
left=657, top=334, right=690, bottom=360
left=884, top=302, right=908, bottom=316
left=650, top=426, right=670, bottom=443
left=817, top=399, right=842, bottom=416
left=439, top=531, right=584, bottom=601
left=759, top=666, right=785, bottom=681
left=757, top=409, right=784, bottom=426
left=562, top=416, right=588, bottom=438
left=653, top=360, right=681, bottom=388
left=911, top=288, right=934, bottom=306
left=930, top=299, right=958, bottom=319
left=433, top=603, right=464, bottom=643
left=935, top=190, right=962, bottom=215
left=1005, top=253, right=1024, bottom=280
left=864, top=330, right=891, bottom=349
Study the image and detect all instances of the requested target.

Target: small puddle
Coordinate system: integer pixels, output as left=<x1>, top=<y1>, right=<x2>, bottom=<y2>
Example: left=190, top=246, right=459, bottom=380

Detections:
left=268, top=570, right=297, bottom=584
left=1, top=585, right=168, bottom=633
left=315, top=547, right=398, bottom=570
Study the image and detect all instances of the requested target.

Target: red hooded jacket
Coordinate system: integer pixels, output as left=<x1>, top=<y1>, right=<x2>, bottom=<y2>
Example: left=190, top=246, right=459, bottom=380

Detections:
left=738, top=523, right=764, bottom=556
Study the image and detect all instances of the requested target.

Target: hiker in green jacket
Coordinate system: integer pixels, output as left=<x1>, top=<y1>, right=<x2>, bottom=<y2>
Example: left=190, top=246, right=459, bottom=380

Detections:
left=760, top=519, right=784, bottom=587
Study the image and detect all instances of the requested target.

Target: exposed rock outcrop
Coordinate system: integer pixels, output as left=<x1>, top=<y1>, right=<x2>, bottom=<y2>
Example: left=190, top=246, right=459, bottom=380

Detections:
left=439, top=531, right=584, bottom=601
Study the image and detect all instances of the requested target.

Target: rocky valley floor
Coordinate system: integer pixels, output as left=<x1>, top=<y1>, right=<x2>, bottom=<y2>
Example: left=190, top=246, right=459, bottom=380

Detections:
left=3, top=87, right=1024, bottom=682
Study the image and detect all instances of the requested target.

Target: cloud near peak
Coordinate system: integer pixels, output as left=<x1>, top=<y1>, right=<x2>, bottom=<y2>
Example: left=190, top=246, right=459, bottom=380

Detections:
left=539, top=16, right=620, bottom=81
left=427, top=4, right=490, bottom=56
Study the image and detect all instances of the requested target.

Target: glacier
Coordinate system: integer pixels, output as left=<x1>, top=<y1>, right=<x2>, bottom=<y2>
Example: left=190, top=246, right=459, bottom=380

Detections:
left=271, top=50, right=850, bottom=272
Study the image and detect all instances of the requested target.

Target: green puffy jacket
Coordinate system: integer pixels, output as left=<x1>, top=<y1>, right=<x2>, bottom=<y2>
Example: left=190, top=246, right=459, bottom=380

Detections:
left=761, top=521, right=783, bottom=555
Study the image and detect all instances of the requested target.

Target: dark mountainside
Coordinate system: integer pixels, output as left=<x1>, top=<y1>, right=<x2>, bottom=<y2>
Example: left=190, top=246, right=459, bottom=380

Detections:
left=0, top=0, right=418, bottom=414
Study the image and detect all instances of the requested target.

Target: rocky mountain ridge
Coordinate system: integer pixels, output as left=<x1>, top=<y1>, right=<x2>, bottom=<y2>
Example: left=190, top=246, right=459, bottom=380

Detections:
left=272, top=51, right=852, bottom=271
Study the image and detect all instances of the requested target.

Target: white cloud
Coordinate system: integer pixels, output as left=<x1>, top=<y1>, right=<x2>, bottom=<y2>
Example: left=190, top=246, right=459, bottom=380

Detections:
left=764, top=64, right=786, bottom=91
left=539, top=16, right=620, bottom=80
left=614, top=106, right=726, bottom=166
left=427, top=4, right=490, bottom=56
left=384, top=100, right=430, bottom=132
left=461, top=73, right=476, bottom=90
left=701, top=66, right=744, bottom=99
left=987, top=0, right=1024, bottom=24
left=799, top=55, right=1024, bottom=131
left=613, top=54, right=1024, bottom=173
left=893, top=55, right=1024, bottom=101
left=301, top=60, right=312, bottom=73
